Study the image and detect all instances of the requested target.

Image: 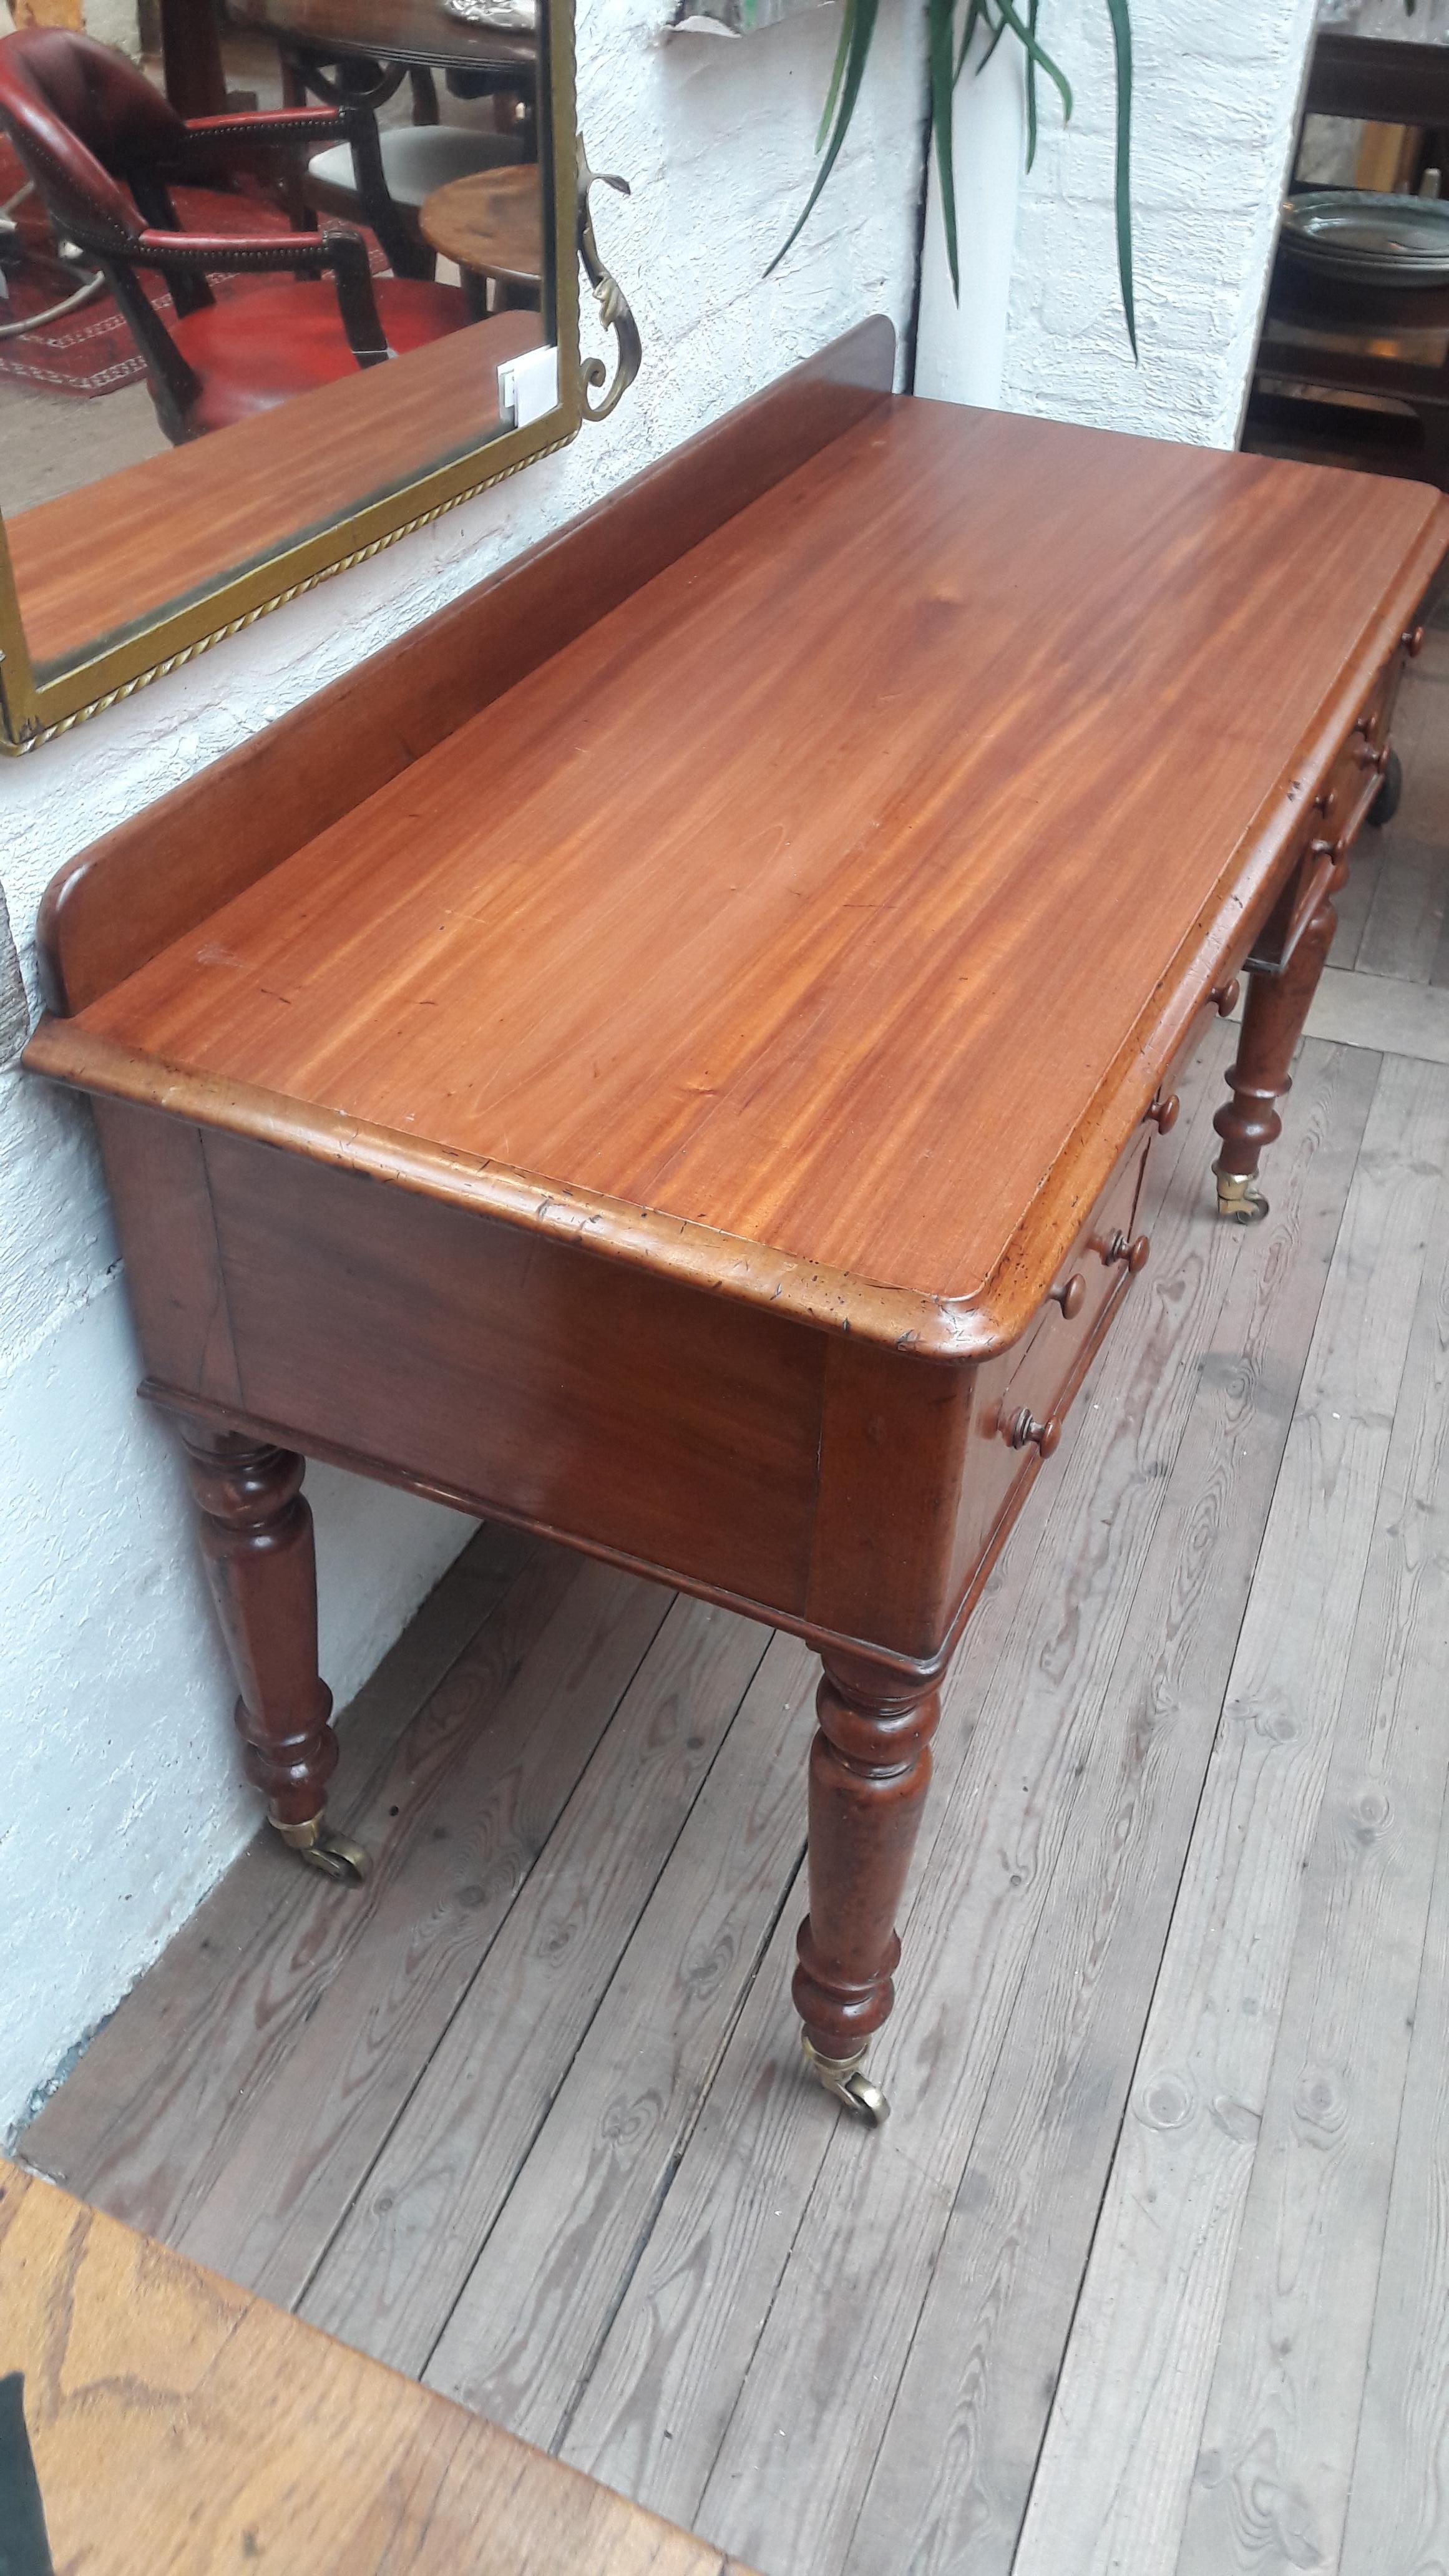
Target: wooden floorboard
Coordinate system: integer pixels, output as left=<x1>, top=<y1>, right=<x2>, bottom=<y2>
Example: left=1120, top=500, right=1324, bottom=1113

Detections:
left=303, top=1601, right=778, bottom=2376
left=684, top=1065, right=1273, bottom=2576
left=1304, top=965, right=1449, bottom=1065
left=1176, top=1075, right=1449, bottom=2573
left=567, top=1048, right=1294, bottom=2574
left=419, top=1629, right=817, bottom=2438
left=559, top=1887, right=831, bottom=2523
left=24, top=1542, right=673, bottom=2287
left=181, top=1562, right=678, bottom=2305
left=19, top=1519, right=541, bottom=2213
left=1355, top=830, right=1449, bottom=986
left=1339, top=1664, right=1449, bottom=2574
left=21, top=637, right=1449, bottom=2576
left=841, top=1042, right=1377, bottom=2576
left=1012, top=1051, right=1449, bottom=2576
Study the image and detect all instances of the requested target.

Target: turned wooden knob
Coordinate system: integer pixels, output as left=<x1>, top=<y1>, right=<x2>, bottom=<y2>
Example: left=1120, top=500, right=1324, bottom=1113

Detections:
left=1354, top=713, right=1389, bottom=771
left=1405, top=623, right=1426, bottom=658
left=1050, top=1272, right=1086, bottom=1319
left=1211, top=977, right=1240, bottom=1017
left=1314, top=786, right=1338, bottom=820
left=1105, top=1229, right=1150, bottom=1273
left=1007, top=1407, right=1061, bottom=1458
left=1147, top=1091, right=1179, bottom=1135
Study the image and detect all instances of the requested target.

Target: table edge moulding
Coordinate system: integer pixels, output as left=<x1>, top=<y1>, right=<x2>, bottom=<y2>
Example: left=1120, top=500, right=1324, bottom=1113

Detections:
left=22, top=317, right=1449, bottom=2126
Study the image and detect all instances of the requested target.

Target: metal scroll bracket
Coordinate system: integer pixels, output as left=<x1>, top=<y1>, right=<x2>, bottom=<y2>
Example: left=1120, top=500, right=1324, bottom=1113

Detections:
left=577, top=135, right=642, bottom=423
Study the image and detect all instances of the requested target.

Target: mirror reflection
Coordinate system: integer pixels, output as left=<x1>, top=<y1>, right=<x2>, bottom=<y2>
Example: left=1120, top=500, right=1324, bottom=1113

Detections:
left=0, top=0, right=551, bottom=668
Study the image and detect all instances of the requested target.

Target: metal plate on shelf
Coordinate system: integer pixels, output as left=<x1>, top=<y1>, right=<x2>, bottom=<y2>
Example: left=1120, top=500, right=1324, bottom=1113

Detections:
left=1282, top=189, right=1449, bottom=285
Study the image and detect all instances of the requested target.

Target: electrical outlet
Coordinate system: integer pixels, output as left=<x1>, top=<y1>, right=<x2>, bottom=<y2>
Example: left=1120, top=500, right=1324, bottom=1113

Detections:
left=497, top=344, right=560, bottom=430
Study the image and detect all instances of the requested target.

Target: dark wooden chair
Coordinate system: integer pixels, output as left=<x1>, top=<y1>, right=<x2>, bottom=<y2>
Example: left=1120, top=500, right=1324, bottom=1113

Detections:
left=0, top=27, right=470, bottom=443
left=273, top=46, right=530, bottom=281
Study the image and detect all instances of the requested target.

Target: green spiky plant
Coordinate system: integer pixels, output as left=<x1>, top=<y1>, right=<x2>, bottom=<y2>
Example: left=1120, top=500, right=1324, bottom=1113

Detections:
left=770, top=0, right=1139, bottom=350
left=772, top=0, right=1427, bottom=354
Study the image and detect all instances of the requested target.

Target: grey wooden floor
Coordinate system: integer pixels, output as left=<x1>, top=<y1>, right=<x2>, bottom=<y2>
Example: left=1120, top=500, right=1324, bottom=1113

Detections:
left=22, top=629, right=1449, bottom=2576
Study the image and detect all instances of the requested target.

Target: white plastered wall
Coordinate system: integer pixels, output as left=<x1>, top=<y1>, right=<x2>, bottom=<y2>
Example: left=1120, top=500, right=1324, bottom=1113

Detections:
left=0, top=0, right=927, bottom=2142
left=917, top=0, right=1322, bottom=446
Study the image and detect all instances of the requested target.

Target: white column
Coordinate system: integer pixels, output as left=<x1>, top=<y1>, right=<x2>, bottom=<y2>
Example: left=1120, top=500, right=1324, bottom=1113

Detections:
left=914, top=26, right=1027, bottom=408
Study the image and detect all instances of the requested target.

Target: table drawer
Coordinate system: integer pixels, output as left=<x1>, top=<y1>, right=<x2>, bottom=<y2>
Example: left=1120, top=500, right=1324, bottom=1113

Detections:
left=1250, top=645, right=1405, bottom=975
left=999, top=1132, right=1151, bottom=1440
left=957, top=1128, right=1154, bottom=1583
left=1167, top=962, right=1247, bottom=1099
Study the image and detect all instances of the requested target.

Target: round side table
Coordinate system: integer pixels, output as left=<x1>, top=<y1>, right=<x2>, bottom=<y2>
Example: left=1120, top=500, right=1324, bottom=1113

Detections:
left=419, top=163, right=542, bottom=314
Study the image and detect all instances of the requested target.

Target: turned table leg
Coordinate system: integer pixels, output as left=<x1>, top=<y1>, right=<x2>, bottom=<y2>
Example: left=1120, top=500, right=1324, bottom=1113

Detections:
left=793, top=1649, right=940, bottom=2126
left=1212, top=869, right=1343, bottom=1225
left=177, top=1420, right=369, bottom=1885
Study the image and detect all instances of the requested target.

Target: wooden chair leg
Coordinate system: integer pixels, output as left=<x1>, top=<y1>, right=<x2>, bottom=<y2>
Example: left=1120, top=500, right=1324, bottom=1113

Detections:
left=792, top=1649, right=940, bottom=2126
left=176, top=1420, right=369, bottom=1885
left=407, top=64, right=439, bottom=123
left=1211, top=881, right=1340, bottom=1224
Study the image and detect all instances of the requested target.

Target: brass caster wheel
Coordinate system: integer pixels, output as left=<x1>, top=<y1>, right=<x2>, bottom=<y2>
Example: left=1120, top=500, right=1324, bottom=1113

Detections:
left=801, top=2034, right=890, bottom=2127
left=1215, top=1169, right=1268, bottom=1226
left=273, top=1814, right=371, bottom=1886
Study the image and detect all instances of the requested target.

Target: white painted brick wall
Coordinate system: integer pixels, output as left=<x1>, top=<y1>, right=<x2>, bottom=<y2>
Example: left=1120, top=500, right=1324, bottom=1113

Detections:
left=993, top=0, right=1321, bottom=446
left=0, top=0, right=925, bottom=2140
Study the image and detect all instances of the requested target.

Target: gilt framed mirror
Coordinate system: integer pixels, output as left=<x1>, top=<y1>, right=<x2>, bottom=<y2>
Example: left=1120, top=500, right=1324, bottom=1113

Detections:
left=0, top=0, right=634, bottom=751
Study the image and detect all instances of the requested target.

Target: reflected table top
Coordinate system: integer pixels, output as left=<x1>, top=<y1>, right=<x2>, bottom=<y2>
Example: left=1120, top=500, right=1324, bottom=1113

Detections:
left=420, top=163, right=542, bottom=291
left=227, top=0, right=535, bottom=73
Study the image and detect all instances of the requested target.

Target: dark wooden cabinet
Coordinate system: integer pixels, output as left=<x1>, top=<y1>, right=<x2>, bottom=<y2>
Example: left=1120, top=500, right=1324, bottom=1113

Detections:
left=1245, top=32, right=1449, bottom=487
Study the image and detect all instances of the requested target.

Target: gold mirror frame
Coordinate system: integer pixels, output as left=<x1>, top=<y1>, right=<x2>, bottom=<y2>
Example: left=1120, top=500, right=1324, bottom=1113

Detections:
left=0, top=0, right=633, bottom=754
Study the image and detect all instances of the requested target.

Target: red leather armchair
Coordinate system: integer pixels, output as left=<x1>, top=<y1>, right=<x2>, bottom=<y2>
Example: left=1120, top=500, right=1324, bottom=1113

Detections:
left=0, top=29, right=469, bottom=442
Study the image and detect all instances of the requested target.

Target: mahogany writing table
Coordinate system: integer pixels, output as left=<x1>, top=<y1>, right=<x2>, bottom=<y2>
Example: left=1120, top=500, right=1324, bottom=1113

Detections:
left=25, top=320, right=1448, bottom=2124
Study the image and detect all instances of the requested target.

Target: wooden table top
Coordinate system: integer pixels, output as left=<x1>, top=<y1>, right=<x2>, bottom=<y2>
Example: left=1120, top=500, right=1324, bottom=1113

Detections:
left=0, top=2161, right=747, bottom=2574
left=420, top=164, right=542, bottom=286
left=71, top=399, right=1445, bottom=1334
left=227, top=0, right=534, bottom=73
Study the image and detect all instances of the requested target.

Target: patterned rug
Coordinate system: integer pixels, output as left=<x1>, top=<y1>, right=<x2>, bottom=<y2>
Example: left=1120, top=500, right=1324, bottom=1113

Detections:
left=0, top=139, right=385, bottom=399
